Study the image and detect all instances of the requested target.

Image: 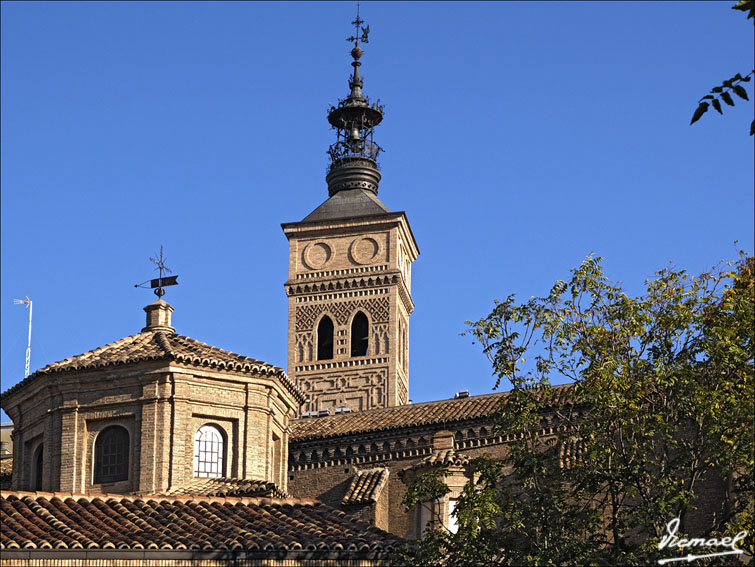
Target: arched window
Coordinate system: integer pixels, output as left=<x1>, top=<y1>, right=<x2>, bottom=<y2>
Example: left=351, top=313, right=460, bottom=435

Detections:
left=317, top=316, right=334, bottom=360
left=351, top=311, right=369, bottom=356
left=194, top=424, right=225, bottom=478
left=32, top=444, right=44, bottom=491
left=94, top=426, right=129, bottom=483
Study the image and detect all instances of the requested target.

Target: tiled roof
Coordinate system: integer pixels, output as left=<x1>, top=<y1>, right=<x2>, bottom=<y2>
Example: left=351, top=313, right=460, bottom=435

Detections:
left=342, top=468, right=389, bottom=505
left=2, top=331, right=304, bottom=404
left=0, top=491, right=399, bottom=552
left=291, top=385, right=573, bottom=441
left=166, top=477, right=288, bottom=499
left=399, top=450, right=470, bottom=481
left=409, top=449, right=470, bottom=470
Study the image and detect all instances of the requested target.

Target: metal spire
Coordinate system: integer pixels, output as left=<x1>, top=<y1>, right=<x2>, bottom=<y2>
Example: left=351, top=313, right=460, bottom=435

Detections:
left=325, top=5, right=385, bottom=196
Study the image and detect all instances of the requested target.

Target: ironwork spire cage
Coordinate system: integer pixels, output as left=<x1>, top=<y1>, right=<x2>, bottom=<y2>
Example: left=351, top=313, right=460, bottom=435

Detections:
left=325, top=9, right=385, bottom=196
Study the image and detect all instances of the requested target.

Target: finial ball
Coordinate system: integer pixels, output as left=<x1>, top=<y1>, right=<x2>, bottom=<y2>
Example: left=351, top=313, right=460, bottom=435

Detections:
left=351, top=46, right=363, bottom=60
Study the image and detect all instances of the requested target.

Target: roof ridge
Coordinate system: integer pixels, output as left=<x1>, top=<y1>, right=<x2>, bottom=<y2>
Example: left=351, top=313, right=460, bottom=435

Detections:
left=291, top=384, right=575, bottom=442
left=154, top=331, right=175, bottom=358
left=0, top=489, right=315, bottom=506
left=170, top=332, right=277, bottom=368
left=39, top=332, right=146, bottom=373
left=294, top=391, right=508, bottom=424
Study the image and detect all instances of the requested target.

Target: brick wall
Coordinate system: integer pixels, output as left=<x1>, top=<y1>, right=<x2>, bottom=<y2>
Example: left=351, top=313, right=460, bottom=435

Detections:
left=283, top=215, right=418, bottom=414
left=290, top=415, right=735, bottom=541
left=2, top=361, right=299, bottom=496
left=289, top=418, right=510, bottom=537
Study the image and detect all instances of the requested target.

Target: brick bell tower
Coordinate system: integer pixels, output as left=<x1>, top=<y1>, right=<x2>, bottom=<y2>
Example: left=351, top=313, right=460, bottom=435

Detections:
left=282, top=12, right=418, bottom=414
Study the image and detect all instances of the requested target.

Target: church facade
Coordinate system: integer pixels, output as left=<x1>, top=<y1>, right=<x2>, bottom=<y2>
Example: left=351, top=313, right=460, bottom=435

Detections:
left=0, top=11, right=735, bottom=567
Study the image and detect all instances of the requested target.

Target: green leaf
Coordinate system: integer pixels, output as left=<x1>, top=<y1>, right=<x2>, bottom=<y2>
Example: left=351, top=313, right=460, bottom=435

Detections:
left=711, top=98, right=723, bottom=114
left=690, top=102, right=709, bottom=125
left=711, top=86, right=724, bottom=93
left=750, top=119, right=754, bottom=136
left=732, top=0, right=754, bottom=19
left=732, top=85, right=750, bottom=101
left=721, top=91, right=736, bottom=106
left=701, top=95, right=715, bottom=100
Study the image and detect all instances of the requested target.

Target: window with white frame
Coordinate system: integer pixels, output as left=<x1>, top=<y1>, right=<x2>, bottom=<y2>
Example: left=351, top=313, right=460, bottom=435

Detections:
left=193, top=424, right=225, bottom=478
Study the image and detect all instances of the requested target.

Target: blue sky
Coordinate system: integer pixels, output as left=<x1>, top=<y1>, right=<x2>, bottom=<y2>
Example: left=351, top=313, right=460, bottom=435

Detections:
left=2, top=1, right=753, bottom=420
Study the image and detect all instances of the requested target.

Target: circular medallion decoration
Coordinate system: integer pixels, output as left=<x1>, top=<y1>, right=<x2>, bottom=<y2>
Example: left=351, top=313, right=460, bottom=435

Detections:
left=303, top=242, right=332, bottom=270
left=350, top=237, right=379, bottom=265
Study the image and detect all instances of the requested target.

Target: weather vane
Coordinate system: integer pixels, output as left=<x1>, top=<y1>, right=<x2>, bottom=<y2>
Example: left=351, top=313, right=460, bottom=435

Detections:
left=134, top=245, right=179, bottom=298
left=347, top=1, right=369, bottom=46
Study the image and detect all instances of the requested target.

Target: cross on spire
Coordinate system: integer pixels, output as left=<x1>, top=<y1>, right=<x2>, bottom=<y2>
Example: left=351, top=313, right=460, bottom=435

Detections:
left=347, top=2, right=369, bottom=46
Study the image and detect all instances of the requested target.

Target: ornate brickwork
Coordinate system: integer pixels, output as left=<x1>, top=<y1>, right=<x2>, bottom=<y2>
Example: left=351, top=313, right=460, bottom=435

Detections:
left=295, top=332, right=313, bottom=363
left=372, top=323, right=389, bottom=355
left=283, top=212, right=419, bottom=413
left=298, top=367, right=389, bottom=413
left=295, top=297, right=389, bottom=332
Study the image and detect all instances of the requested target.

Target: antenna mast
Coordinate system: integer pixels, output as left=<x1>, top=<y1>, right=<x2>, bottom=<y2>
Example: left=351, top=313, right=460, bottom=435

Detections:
left=13, top=296, right=32, bottom=378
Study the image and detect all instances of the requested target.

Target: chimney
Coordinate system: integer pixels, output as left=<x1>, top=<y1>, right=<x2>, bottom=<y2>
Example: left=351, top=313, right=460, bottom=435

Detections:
left=432, top=430, right=455, bottom=452
left=142, top=299, right=175, bottom=333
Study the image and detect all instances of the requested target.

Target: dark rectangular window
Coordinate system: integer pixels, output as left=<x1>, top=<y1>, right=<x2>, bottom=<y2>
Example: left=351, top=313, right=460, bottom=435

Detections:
left=94, top=426, right=129, bottom=483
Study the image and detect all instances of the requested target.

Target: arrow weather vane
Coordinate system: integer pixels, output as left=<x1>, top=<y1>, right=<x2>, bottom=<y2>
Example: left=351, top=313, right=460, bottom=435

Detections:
left=134, top=245, right=179, bottom=298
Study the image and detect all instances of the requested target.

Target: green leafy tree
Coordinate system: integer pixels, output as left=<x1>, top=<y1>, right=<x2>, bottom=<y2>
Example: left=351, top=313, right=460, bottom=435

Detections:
left=394, top=254, right=754, bottom=566
left=690, top=1, right=754, bottom=135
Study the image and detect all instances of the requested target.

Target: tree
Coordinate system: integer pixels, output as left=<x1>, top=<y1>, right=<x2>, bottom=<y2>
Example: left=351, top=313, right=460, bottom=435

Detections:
left=690, top=1, right=754, bottom=135
left=394, top=254, right=754, bottom=566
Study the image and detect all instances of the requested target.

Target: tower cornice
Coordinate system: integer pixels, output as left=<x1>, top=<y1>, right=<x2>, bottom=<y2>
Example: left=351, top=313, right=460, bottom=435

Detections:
left=282, top=211, right=419, bottom=261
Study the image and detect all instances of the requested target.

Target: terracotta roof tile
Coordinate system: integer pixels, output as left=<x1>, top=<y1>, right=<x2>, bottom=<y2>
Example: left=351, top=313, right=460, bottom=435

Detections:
left=166, top=478, right=288, bottom=499
left=2, top=331, right=304, bottom=404
left=292, top=385, right=573, bottom=441
left=0, top=491, right=399, bottom=552
left=342, top=468, right=389, bottom=505
left=411, top=449, right=469, bottom=469
left=399, top=450, right=470, bottom=482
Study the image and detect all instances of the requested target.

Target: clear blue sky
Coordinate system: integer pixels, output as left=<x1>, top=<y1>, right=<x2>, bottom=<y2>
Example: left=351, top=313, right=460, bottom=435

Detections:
left=2, top=1, right=753, bottom=420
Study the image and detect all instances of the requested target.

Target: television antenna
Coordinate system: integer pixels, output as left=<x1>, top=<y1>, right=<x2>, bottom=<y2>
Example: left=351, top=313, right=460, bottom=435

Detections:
left=13, top=296, right=32, bottom=378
